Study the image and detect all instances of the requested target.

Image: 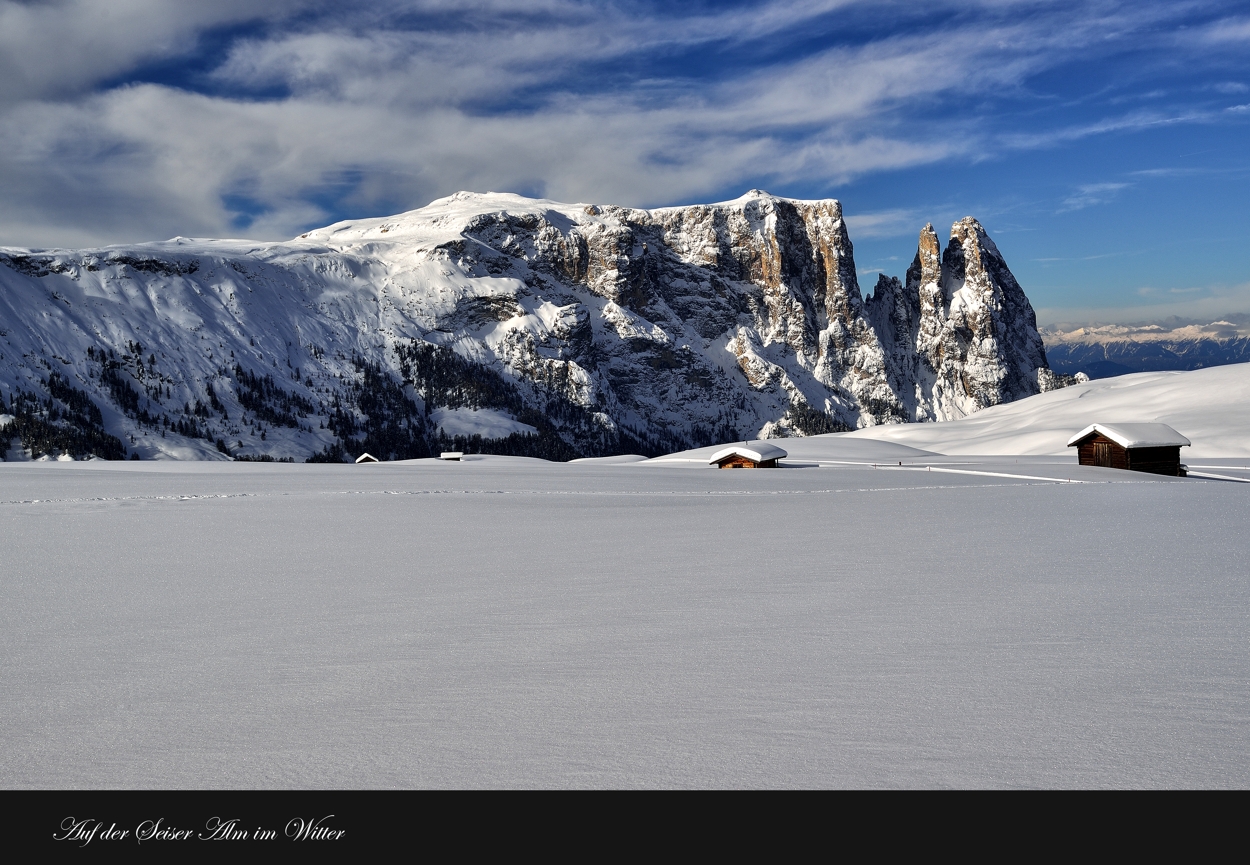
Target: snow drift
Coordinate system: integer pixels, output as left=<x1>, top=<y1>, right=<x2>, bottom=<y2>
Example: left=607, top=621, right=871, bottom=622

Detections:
left=840, top=362, right=1250, bottom=457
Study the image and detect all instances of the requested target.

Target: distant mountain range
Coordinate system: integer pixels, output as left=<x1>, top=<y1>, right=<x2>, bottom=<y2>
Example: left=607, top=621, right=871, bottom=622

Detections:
left=1, top=191, right=1073, bottom=461
left=1044, top=317, right=1250, bottom=379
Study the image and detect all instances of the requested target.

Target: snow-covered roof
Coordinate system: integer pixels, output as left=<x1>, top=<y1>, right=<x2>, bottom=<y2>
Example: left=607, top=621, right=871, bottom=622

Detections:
left=708, top=442, right=789, bottom=464
left=355, top=452, right=379, bottom=463
left=1066, top=423, right=1190, bottom=449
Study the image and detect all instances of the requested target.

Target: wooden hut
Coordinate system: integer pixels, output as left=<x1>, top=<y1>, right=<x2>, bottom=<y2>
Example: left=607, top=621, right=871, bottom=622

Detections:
left=440, top=451, right=463, bottom=461
left=355, top=452, right=379, bottom=463
left=708, top=442, right=788, bottom=469
left=1066, top=423, right=1190, bottom=476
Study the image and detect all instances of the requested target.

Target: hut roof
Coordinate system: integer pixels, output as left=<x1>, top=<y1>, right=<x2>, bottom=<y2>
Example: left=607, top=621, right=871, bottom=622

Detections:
left=355, top=452, right=379, bottom=463
left=1066, top=423, right=1190, bottom=449
left=708, top=442, right=789, bottom=465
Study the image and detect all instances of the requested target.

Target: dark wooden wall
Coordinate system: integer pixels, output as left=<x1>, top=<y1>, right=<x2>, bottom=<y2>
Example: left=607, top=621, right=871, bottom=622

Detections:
left=1126, top=446, right=1184, bottom=476
left=1075, top=434, right=1183, bottom=476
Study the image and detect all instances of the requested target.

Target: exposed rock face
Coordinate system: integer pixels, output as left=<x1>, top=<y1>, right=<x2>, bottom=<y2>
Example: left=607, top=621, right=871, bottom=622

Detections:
left=865, top=217, right=1066, bottom=422
left=0, top=191, right=1066, bottom=461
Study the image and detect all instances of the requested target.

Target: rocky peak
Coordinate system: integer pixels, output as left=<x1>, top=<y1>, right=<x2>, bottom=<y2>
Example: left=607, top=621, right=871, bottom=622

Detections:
left=908, top=222, right=942, bottom=290
left=906, top=217, right=1054, bottom=418
left=910, top=222, right=945, bottom=387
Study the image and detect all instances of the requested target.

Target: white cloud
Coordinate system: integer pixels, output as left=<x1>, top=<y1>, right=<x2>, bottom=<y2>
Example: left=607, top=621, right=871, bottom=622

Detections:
left=0, top=0, right=311, bottom=107
left=1130, top=167, right=1206, bottom=177
left=999, top=108, right=1217, bottom=152
left=0, top=11, right=1024, bottom=245
left=1196, top=16, right=1250, bottom=44
left=0, top=1, right=1245, bottom=247
left=1059, top=182, right=1130, bottom=212
left=844, top=208, right=928, bottom=239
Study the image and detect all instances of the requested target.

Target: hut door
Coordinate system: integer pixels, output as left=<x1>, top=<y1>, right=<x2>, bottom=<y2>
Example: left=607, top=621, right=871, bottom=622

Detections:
left=1093, top=441, right=1113, bottom=467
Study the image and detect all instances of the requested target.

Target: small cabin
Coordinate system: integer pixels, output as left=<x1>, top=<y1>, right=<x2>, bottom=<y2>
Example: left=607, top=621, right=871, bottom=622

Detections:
left=1066, top=423, right=1189, bottom=476
left=708, top=442, right=788, bottom=469
left=355, top=452, right=379, bottom=464
left=440, top=451, right=463, bottom=461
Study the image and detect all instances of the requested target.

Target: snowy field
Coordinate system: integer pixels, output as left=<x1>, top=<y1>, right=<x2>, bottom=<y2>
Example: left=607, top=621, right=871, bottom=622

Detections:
left=842, top=363, right=1250, bottom=458
left=3, top=450, right=1248, bottom=788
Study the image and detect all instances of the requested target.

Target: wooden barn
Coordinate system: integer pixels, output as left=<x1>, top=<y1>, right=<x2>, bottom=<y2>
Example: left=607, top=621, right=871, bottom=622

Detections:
left=1066, top=423, right=1190, bottom=476
left=708, top=442, right=788, bottom=469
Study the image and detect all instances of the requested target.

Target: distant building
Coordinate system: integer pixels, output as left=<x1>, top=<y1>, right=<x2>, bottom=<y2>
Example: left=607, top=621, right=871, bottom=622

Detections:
left=1066, top=423, right=1190, bottom=476
left=708, top=442, right=788, bottom=469
left=355, top=452, right=379, bottom=463
left=440, top=452, right=463, bottom=461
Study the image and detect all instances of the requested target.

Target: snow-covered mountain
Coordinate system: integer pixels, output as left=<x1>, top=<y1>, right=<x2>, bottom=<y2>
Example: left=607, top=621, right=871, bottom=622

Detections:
left=1044, top=318, right=1250, bottom=379
left=0, top=191, right=1070, bottom=461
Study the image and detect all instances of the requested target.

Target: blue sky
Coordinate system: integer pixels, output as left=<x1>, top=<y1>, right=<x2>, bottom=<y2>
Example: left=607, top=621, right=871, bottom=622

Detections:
left=1, top=0, right=1247, bottom=324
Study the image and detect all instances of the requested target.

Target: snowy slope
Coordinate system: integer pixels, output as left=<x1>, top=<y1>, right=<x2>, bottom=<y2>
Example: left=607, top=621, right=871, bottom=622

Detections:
left=839, top=363, right=1250, bottom=457
left=0, top=191, right=1065, bottom=463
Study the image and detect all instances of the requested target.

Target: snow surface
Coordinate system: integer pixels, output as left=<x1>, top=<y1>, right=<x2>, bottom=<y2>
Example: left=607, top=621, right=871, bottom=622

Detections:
left=2, top=457, right=1247, bottom=788
left=429, top=406, right=538, bottom=439
left=841, top=363, right=1250, bottom=457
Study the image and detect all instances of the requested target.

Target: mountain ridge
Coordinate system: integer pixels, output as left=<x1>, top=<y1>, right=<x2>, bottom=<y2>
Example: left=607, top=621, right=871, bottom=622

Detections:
left=1044, top=317, right=1250, bottom=379
left=0, top=190, right=1073, bottom=461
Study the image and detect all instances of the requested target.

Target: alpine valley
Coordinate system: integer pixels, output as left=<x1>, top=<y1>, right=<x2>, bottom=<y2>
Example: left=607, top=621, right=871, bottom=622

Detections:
left=0, top=191, right=1080, bottom=462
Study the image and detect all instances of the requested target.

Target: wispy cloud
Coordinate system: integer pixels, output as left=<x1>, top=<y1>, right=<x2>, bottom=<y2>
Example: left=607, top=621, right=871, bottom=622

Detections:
left=0, top=1, right=1247, bottom=247
left=1130, top=167, right=1208, bottom=177
left=843, top=208, right=930, bottom=239
left=1196, top=16, right=1250, bottom=44
left=1059, top=182, right=1130, bottom=212
left=1000, top=109, right=1216, bottom=151
left=0, top=1, right=308, bottom=107
left=1037, top=282, right=1250, bottom=327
